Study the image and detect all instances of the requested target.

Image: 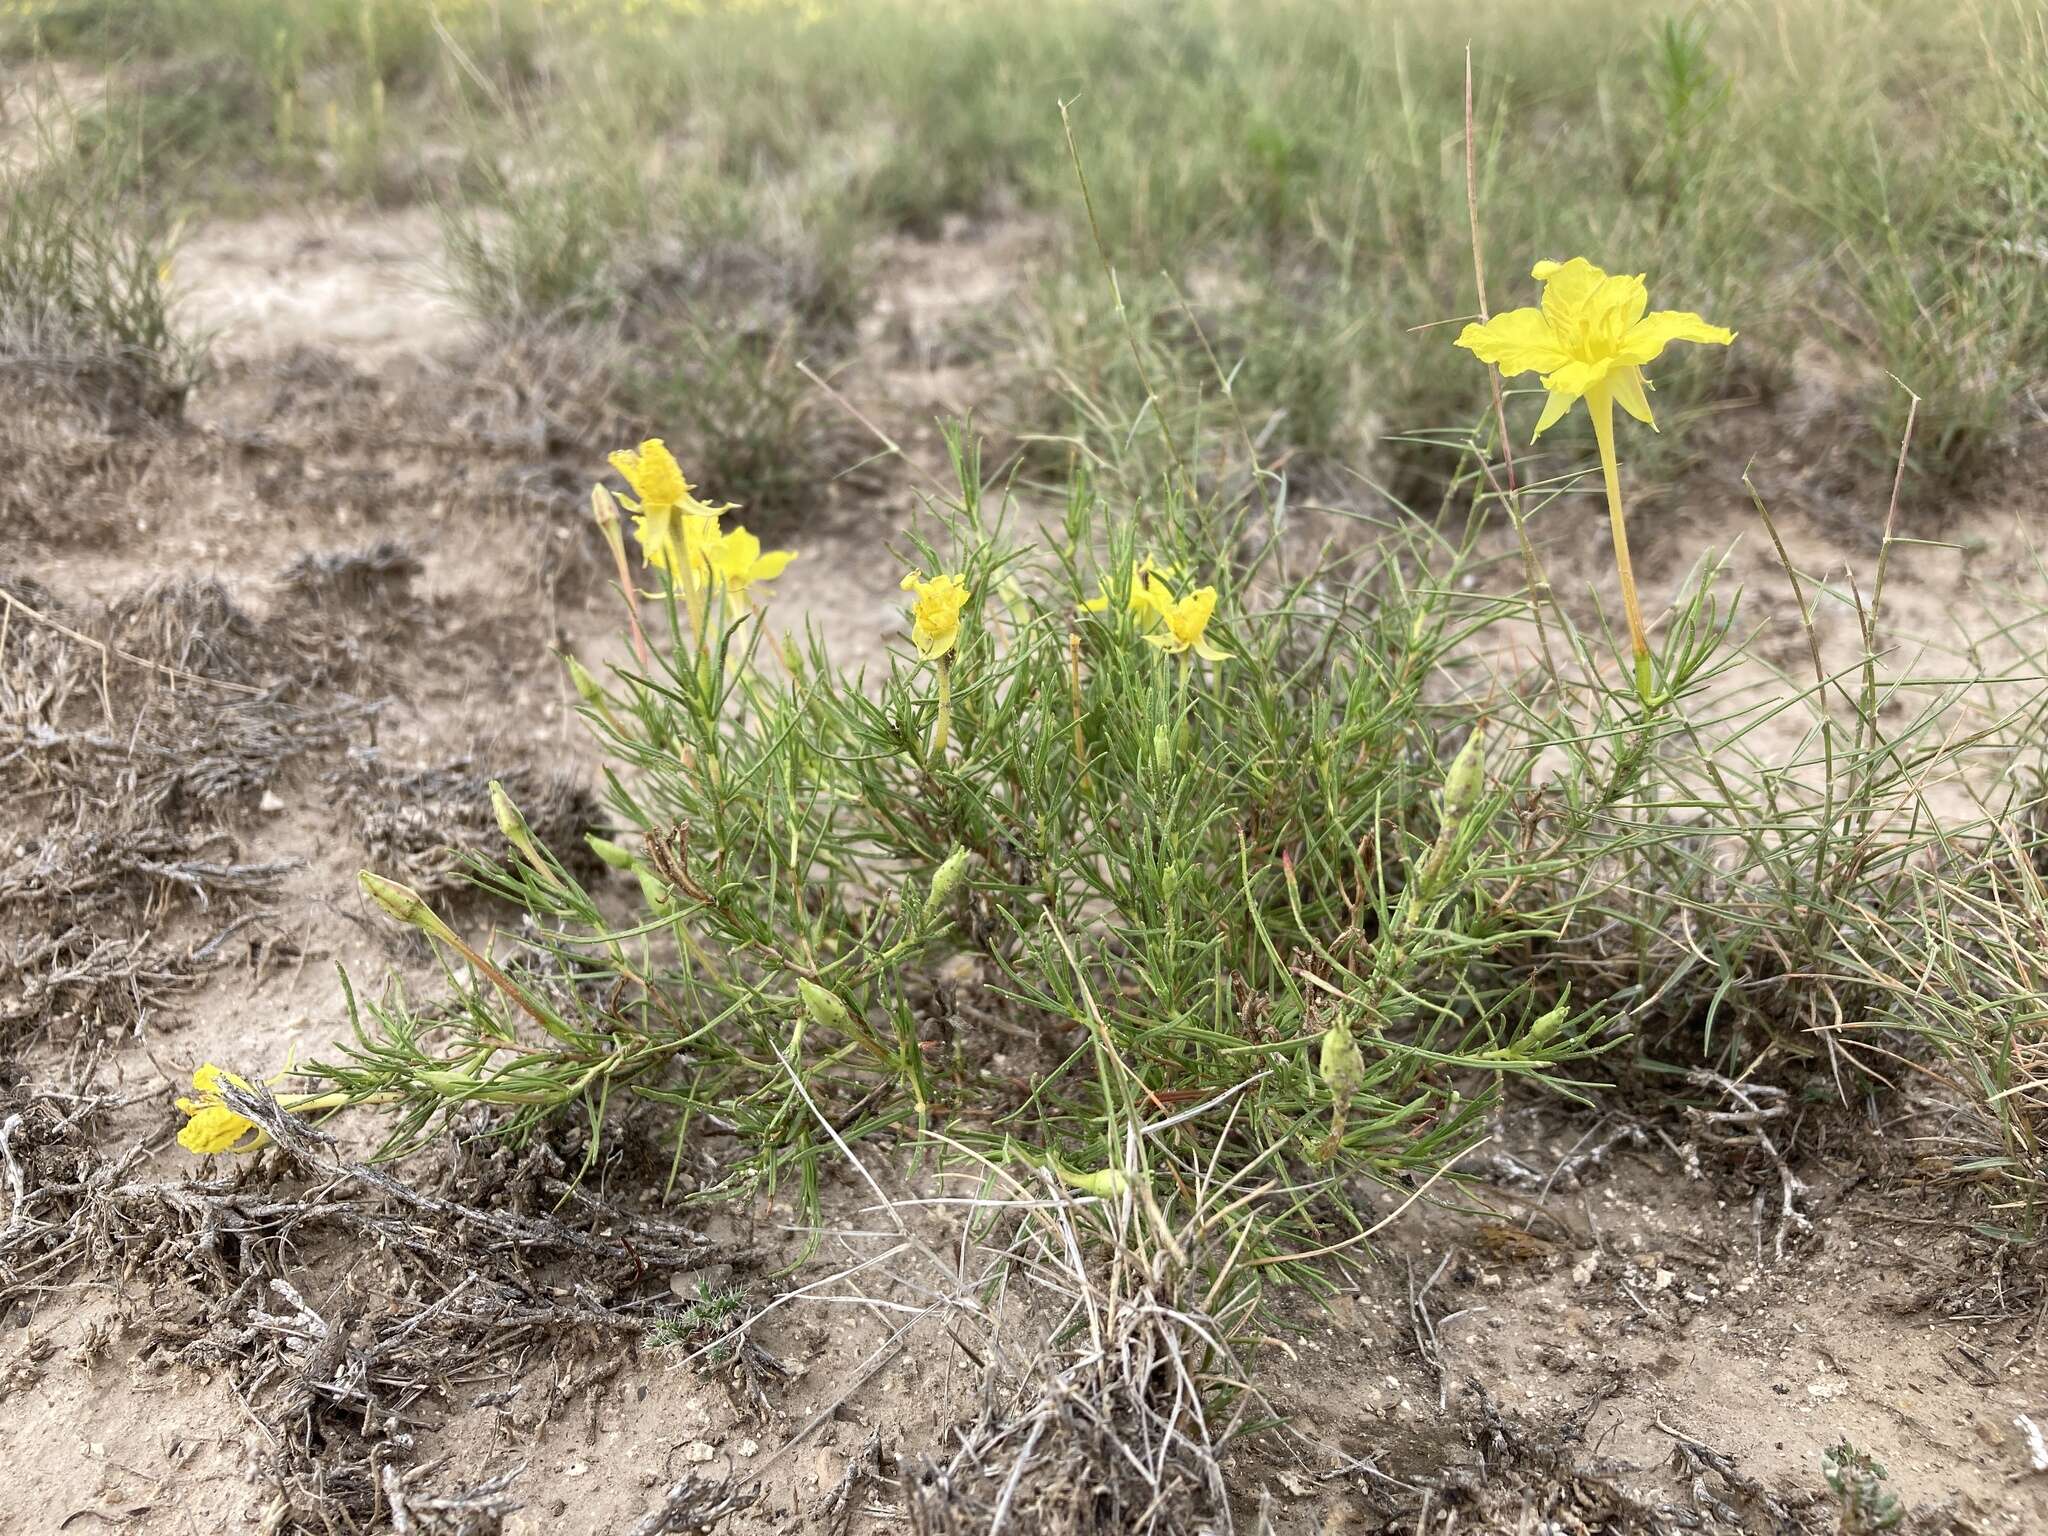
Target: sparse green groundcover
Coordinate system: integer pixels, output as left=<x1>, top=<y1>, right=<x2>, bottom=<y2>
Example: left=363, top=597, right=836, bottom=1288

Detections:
left=7, top=0, right=2044, bottom=496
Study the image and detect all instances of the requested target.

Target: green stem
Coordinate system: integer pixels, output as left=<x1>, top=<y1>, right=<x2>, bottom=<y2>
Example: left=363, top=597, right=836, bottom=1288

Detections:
left=931, top=656, right=952, bottom=758
left=1586, top=383, right=1654, bottom=700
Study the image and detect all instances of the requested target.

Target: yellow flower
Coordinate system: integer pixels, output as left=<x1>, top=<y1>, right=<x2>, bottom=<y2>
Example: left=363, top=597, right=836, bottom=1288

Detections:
left=639, top=507, right=724, bottom=585
left=1080, top=556, right=1180, bottom=627
left=175, top=1063, right=264, bottom=1155
left=1454, top=258, right=1734, bottom=440
left=607, top=438, right=735, bottom=584
left=1144, top=585, right=1230, bottom=662
left=901, top=570, right=971, bottom=661
left=607, top=438, right=690, bottom=513
left=706, top=525, right=797, bottom=602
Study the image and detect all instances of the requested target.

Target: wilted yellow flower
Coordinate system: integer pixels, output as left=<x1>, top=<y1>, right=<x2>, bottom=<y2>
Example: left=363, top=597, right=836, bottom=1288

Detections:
left=1144, top=585, right=1230, bottom=662
left=706, top=526, right=797, bottom=603
left=175, top=1063, right=263, bottom=1154
left=607, top=438, right=734, bottom=588
left=608, top=438, right=690, bottom=512
left=901, top=570, right=970, bottom=661
left=1081, top=555, right=1179, bottom=627
left=1454, top=258, right=1734, bottom=440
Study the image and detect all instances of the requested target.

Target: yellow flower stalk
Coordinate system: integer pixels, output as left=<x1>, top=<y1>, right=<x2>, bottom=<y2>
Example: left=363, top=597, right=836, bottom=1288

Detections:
left=705, top=526, right=797, bottom=612
left=1455, top=258, right=1733, bottom=700
left=1144, top=584, right=1230, bottom=663
left=902, top=570, right=971, bottom=757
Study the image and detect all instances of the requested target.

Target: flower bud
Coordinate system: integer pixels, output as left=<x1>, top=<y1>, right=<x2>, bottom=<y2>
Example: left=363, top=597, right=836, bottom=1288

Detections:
left=1443, top=722, right=1486, bottom=822
left=1319, top=1017, right=1365, bottom=1104
left=1153, top=722, right=1173, bottom=779
left=797, top=978, right=854, bottom=1033
left=566, top=655, right=606, bottom=706
left=1520, top=994, right=1572, bottom=1052
left=633, top=867, right=672, bottom=912
left=586, top=834, right=635, bottom=870
left=1059, top=1165, right=1132, bottom=1199
left=926, top=846, right=971, bottom=917
left=359, top=870, right=456, bottom=944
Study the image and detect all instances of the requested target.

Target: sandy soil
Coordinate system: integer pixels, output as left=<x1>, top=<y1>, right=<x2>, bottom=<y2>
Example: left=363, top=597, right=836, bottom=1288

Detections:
left=2, top=201, right=2045, bottom=1536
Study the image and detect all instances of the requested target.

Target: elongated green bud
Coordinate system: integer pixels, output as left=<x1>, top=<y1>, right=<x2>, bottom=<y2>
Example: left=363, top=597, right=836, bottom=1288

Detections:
left=1055, top=1163, right=1132, bottom=1198
left=358, top=870, right=456, bottom=944
left=797, top=978, right=854, bottom=1033
left=1319, top=1016, right=1365, bottom=1104
left=1153, top=722, right=1173, bottom=779
left=633, top=867, right=672, bottom=912
left=490, top=780, right=559, bottom=889
left=586, top=834, right=635, bottom=870
left=926, top=846, right=971, bottom=917
left=1520, top=994, right=1571, bottom=1052
left=1443, top=721, right=1486, bottom=822
left=566, top=655, right=606, bottom=707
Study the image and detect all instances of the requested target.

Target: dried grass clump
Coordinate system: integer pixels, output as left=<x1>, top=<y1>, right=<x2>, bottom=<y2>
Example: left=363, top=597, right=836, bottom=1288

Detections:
left=0, top=574, right=372, bottom=1044
left=0, top=1076, right=726, bottom=1534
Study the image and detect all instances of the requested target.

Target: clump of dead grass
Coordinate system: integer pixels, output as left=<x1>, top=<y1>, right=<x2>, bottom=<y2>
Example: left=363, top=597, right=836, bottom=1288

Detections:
left=0, top=573, right=371, bottom=1046
left=0, top=1072, right=730, bottom=1534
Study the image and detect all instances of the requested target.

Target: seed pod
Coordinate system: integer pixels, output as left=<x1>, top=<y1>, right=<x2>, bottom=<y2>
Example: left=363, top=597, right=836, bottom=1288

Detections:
left=1319, top=1016, right=1365, bottom=1104
left=797, top=978, right=854, bottom=1033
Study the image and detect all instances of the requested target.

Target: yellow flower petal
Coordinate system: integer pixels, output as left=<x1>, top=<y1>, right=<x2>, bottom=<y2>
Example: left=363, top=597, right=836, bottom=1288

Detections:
left=177, top=1103, right=259, bottom=1155
left=1531, top=386, right=1579, bottom=441
left=1453, top=307, right=1569, bottom=378
left=1609, top=364, right=1657, bottom=428
left=1616, top=310, right=1737, bottom=366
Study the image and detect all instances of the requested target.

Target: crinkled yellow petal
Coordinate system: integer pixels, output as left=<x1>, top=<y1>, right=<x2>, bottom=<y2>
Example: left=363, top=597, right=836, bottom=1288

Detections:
left=748, top=549, right=797, bottom=583
left=1079, top=593, right=1110, bottom=614
left=178, top=1103, right=259, bottom=1155
left=1535, top=257, right=1609, bottom=338
left=608, top=439, right=690, bottom=511
left=1615, top=310, right=1736, bottom=366
left=1452, top=307, right=1569, bottom=378
left=1609, top=364, right=1656, bottom=428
